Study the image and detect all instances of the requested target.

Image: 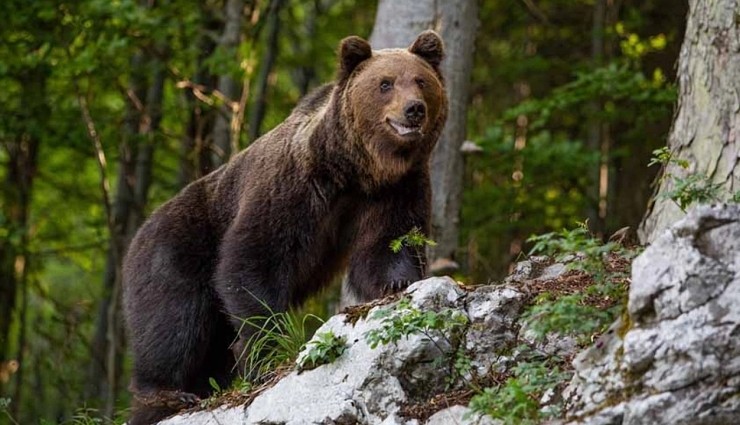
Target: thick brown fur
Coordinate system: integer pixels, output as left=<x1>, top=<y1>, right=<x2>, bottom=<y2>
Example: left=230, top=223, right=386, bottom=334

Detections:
left=122, top=31, right=448, bottom=425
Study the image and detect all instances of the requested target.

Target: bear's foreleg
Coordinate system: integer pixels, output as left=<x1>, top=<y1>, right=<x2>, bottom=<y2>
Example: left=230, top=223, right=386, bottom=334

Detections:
left=346, top=171, right=431, bottom=302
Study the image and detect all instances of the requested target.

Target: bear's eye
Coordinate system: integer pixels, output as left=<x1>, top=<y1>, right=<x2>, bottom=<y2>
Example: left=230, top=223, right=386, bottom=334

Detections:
left=379, top=80, right=393, bottom=93
left=415, top=78, right=427, bottom=89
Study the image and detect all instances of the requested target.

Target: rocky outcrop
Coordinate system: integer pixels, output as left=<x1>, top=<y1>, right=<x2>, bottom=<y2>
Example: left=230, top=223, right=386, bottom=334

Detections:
left=159, top=259, right=571, bottom=425
left=564, top=204, right=740, bottom=424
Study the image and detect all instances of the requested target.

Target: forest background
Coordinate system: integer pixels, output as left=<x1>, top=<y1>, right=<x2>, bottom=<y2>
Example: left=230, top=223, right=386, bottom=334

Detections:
left=0, top=0, right=685, bottom=422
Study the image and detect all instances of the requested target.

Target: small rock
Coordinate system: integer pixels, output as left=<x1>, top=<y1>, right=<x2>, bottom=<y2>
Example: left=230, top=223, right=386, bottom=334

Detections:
left=425, top=405, right=500, bottom=425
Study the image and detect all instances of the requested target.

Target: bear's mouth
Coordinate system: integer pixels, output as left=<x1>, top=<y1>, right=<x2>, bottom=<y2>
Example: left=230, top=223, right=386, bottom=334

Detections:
left=387, top=119, right=422, bottom=137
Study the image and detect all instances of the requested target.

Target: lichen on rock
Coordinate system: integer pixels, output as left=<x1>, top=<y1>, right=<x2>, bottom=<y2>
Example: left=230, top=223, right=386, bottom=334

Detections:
left=564, top=204, right=740, bottom=425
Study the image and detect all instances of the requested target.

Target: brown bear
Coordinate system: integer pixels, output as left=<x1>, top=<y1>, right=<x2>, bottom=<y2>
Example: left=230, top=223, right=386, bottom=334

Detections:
left=122, top=30, right=448, bottom=425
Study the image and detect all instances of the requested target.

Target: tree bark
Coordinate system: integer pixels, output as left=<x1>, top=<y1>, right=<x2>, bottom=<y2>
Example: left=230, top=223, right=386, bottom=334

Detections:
left=639, top=0, right=740, bottom=243
left=289, top=0, right=321, bottom=98
left=369, top=0, right=479, bottom=264
left=129, top=60, right=165, bottom=231
left=0, top=66, right=46, bottom=415
left=86, top=50, right=147, bottom=407
left=248, top=0, right=284, bottom=142
left=586, top=0, right=607, bottom=236
left=179, top=5, right=220, bottom=186
left=211, top=0, right=245, bottom=166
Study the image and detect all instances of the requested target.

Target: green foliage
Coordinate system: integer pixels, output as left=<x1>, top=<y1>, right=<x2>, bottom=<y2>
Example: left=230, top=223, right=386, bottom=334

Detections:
left=200, top=376, right=252, bottom=409
left=616, top=23, right=669, bottom=62
left=527, top=221, right=620, bottom=276
left=648, top=146, right=688, bottom=169
left=364, top=298, right=467, bottom=349
left=450, top=344, right=473, bottom=386
left=364, top=297, right=471, bottom=388
left=663, top=174, right=722, bottom=211
left=463, top=3, right=682, bottom=280
left=231, top=376, right=253, bottom=394
left=208, top=377, right=222, bottom=394
left=524, top=293, right=616, bottom=340
left=297, top=330, right=348, bottom=371
left=468, top=347, right=570, bottom=425
left=234, top=302, right=323, bottom=382
left=64, top=406, right=127, bottom=425
left=462, top=130, right=598, bottom=279
left=389, top=227, right=436, bottom=254
left=502, top=62, right=675, bottom=131
left=524, top=222, right=632, bottom=339
left=68, top=408, right=105, bottom=425
left=649, top=147, right=723, bottom=211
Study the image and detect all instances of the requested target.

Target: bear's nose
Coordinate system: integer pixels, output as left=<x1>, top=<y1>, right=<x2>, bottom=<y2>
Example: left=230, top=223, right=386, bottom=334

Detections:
left=404, top=101, right=426, bottom=125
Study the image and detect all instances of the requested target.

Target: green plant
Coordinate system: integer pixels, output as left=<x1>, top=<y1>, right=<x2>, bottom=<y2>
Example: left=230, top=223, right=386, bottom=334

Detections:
left=450, top=344, right=473, bottom=387
left=364, top=298, right=467, bottom=349
left=649, top=147, right=722, bottom=211
left=389, top=226, right=437, bottom=254
left=231, top=376, right=253, bottom=393
left=364, top=297, right=471, bottom=387
left=524, top=223, right=632, bottom=339
left=523, top=293, right=616, bottom=340
left=468, top=347, right=570, bottom=425
left=664, top=174, right=722, bottom=211
left=200, top=376, right=254, bottom=409
left=297, top=330, right=348, bottom=371
left=65, top=406, right=129, bottom=425
left=208, top=377, right=222, bottom=394
left=68, top=408, right=104, bottom=425
left=234, top=298, right=323, bottom=382
left=527, top=221, right=622, bottom=278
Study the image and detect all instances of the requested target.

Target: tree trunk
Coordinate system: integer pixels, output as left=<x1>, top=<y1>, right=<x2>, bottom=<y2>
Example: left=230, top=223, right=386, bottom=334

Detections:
left=289, top=0, right=321, bottom=98
left=586, top=0, right=607, bottom=236
left=179, top=9, right=219, bottom=186
left=0, top=66, right=46, bottom=412
left=129, top=60, right=165, bottom=231
left=86, top=50, right=147, bottom=407
left=211, top=0, right=245, bottom=166
left=369, top=0, right=479, bottom=265
left=248, top=0, right=285, bottom=142
left=639, top=0, right=740, bottom=243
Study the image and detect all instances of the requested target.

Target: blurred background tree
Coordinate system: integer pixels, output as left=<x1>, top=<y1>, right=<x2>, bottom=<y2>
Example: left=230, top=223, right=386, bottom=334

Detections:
left=0, top=0, right=686, bottom=421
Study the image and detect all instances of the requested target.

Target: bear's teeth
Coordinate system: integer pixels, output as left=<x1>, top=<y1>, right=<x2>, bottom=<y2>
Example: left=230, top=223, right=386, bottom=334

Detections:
left=389, top=120, right=419, bottom=136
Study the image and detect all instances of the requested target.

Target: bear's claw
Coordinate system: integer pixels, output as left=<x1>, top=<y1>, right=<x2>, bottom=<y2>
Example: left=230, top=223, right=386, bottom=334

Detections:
left=385, top=279, right=412, bottom=294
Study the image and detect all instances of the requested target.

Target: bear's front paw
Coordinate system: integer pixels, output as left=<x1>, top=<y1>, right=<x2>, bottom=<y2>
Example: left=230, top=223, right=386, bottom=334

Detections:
left=385, top=279, right=412, bottom=294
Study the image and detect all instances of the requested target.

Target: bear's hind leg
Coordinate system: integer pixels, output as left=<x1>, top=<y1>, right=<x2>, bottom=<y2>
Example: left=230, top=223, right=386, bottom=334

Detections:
left=127, top=287, right=225, bottom=424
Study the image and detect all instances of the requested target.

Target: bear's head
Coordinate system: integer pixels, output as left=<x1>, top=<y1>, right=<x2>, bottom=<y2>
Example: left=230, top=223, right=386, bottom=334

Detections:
left=336, top=31, right=448, bottom=188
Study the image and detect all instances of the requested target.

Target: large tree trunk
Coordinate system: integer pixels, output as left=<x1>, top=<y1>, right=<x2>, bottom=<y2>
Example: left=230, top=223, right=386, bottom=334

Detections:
left=369, top=0, right=479, bottom=265
left=639, top=0, right=740, bottom=243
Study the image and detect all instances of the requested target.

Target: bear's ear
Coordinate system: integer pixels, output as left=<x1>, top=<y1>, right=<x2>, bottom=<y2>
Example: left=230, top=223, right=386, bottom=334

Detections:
left=339, top=36, right=372, bottom=79
left=409, top=30, right=445, bottom=69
